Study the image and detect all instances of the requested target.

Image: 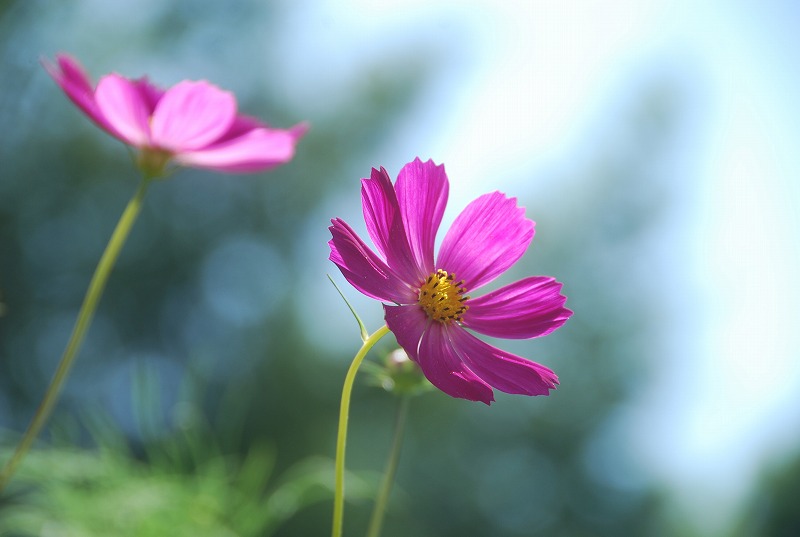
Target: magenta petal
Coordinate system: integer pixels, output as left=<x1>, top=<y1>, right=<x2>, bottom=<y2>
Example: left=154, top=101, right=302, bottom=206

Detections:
left=394, top=158, right=448, bottom=275
left=361, top=168, right=424, bottom=284
left=384, top=304, right=428, bottom=361
left=437, top=192, right=534, bottom=291
left=175, top=126, right=303, bottom=173
left=449, top=326, right=558, bottom=396
left=415, top=323, right=495, bottom=404
left=361, top=167, right=394, bottom=259
left=329, top=219, right=416, bottom=304
left=150, top=80, right=236, bottom=151
left=130, top=77, right=165, bottom=114
left=215, top=114, right=265, bottom=142
left=212, top=114, right=272, bottom=142
left=95, top=74, right=152, bottom=146
left=385, top=305, right=495, bottom=404
left=42, top=54, right=94, bottom=104
left=42, top=54, right=113, bottom=134
left=463, top=276, right=572, bottom=339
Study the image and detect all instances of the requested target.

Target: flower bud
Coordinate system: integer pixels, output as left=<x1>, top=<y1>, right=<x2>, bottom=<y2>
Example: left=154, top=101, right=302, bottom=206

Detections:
left=364, top=348, right=433, bottom=397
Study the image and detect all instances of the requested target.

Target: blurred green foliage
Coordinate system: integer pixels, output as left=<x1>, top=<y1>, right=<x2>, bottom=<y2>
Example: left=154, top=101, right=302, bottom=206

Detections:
left=0, top=416, right=375, bottom=537
left=732, top=451, right=800, bottom=537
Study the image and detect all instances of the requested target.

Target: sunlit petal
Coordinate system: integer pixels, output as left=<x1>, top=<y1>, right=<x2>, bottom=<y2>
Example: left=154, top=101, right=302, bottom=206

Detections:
left=437, top=192, right=534, bottom=291
left=329, top=219, right=416, bottom=303
left=176, top=127, right=304, bottom=173
left=463, top=276, right=572, bottom=339
left=361, top=167, right=424, bottom=284
left=95, top=74, right=152, bottom=146
left=449, top=326, right=559, bottom=396
left=395, top=158, right=448, bottom=275
left=150, top=80, right=236, bottom=151
left=417, top=323, right=495, bottom=404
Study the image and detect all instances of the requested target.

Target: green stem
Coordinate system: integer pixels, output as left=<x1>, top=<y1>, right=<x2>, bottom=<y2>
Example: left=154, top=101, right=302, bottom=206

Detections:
left=0, top=176, right=152, bottom=492
left=366, top=395, right=409, bottom=537
left=332, top=324, right=391, bottom=537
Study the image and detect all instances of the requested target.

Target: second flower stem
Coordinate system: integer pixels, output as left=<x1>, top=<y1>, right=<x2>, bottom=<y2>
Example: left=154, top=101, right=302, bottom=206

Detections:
left=366, top=395, right=409, bottom=537
left=332, top=324, right=391, bottom=537
left=0, top=176, right=152, bottom=492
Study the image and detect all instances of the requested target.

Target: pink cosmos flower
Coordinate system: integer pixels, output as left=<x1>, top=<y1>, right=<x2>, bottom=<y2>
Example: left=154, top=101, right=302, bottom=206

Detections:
left=329, top=158, right=572, bottom=404
left=43, top=53, right=306, bottom=175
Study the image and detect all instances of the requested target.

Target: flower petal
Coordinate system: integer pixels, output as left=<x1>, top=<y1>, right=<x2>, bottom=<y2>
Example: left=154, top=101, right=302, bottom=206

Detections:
left=361, top=167, right=394, bottom=259
left=175, top=125, right=305, bottom=173
left=385, top=305, right=495, bottom=403
left=42, top=54, right=112, bottom=134
left=150, top=80, right=236, bottom=151
left=448, top=326, right=558, bottom=396
left=95, top=74, right=153, bottom=146
left=437, top=192, right=534, bottom=290
left=384, top=304, right=428, bottom=361
left=462, top=276, right=572, bottom=339
left=415, top=323, right=495, bottom=404
left=394, top=158, right=449, bottom=275
left=329, top=219, right=416, bottom=303
left=130, top=77, right=165, bottom=113
left=217, top=114, right=268, bottom=141
left=361, top=167, right=424, bottom=284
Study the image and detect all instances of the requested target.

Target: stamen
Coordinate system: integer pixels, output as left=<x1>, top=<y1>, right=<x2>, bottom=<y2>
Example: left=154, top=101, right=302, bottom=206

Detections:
left=417, top=269, right=470, bottom=323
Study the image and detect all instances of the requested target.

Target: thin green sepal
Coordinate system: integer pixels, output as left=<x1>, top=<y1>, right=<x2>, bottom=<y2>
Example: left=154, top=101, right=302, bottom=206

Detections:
left=327, top=274, right=369, bottom=342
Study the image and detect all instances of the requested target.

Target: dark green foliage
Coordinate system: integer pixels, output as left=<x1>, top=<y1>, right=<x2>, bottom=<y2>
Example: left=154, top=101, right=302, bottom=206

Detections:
left=732, top=450, right=800, bottom=537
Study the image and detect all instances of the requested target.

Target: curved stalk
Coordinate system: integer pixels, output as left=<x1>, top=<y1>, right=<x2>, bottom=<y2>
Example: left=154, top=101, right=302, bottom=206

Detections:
left=0, top=176, right=152, bottom=491
left=332, top=324, right=391, bottom=537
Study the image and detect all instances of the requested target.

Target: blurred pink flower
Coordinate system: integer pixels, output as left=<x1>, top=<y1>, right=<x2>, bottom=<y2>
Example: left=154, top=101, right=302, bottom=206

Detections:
left=43, top=53, right=307, bottom=175
left=329, top=158, right=572, bottom=405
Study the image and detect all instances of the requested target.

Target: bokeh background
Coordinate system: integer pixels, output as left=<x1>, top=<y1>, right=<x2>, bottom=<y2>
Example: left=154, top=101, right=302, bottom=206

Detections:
left=1, top=1, right=799, bottom=536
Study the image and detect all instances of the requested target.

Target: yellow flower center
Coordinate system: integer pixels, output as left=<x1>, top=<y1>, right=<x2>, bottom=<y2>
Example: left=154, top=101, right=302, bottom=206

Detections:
left=418, top=269, right=469, bottom=323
